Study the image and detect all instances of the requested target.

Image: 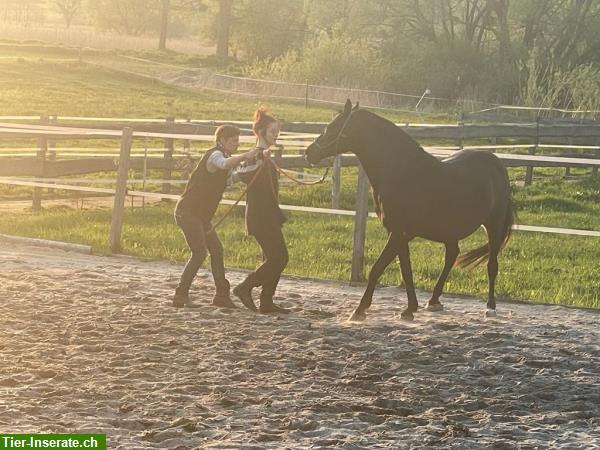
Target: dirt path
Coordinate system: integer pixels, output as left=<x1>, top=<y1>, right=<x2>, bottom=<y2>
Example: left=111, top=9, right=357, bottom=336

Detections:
left=1, top=239, right=598, bottom=449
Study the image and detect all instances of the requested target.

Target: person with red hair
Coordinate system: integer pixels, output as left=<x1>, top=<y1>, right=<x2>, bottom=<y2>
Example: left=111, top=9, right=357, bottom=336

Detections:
left=233, top=108, right=290, bottom=314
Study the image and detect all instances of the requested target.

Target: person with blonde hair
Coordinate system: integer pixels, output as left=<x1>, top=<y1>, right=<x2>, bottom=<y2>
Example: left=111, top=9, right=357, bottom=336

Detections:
left=233, top=108, right=290, bottom=314
left=173, top=124, right=260, bottom=308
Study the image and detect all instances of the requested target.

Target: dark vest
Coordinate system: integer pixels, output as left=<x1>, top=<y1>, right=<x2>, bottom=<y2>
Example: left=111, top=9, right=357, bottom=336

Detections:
left=175, top=148, right=229, bottom=224
left=239, top=158, right=286, bottom=236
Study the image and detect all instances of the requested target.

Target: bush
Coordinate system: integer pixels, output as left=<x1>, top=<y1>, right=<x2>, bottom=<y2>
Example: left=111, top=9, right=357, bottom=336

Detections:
left=243, top=31, right=389, bottom=88
left=523, top=59, right=600, bottom=118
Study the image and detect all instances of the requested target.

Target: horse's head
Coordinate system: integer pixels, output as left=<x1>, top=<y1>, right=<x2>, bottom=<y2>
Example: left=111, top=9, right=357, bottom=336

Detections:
left=306, top=99, right=358, bottom=165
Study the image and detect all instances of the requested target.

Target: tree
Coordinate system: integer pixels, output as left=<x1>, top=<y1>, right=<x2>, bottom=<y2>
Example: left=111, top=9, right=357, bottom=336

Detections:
left=90, top=0, right=160, bottom=36
left=158, top=0, right=170, bottom=50
left=216, top=0, right=232, bottom=57
left=232, top=0, right=306, bottom=60
left=0, top=0, right=45, bottom=24
left=55, top=0, right=81, bottom=28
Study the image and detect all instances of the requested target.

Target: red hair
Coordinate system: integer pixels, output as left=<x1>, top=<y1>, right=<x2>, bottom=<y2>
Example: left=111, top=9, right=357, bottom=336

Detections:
left=252, top=107, right=277, bottom=137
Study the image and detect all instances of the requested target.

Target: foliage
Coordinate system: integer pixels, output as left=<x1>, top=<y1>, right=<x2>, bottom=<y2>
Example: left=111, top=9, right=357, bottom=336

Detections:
left=0, top=0, right=47, bottom=24
left=2, top=0, right=600, bottom=106
left=54, top=0, right=81, bottom=28
left=524, top=59, right=600, bottom=118
left=230, top=0, right=306, bottom=60
left=239, top=0, right=600, bottom=105
left=88, top=0, right=163, bottom=36
left=243, top=30, right=389, bottom=88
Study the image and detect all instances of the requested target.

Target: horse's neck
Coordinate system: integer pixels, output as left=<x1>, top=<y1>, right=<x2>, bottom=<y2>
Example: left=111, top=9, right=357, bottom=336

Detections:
left=353, top=151, right=383, bottom=190
left=352, top=115, right=430, bottom=189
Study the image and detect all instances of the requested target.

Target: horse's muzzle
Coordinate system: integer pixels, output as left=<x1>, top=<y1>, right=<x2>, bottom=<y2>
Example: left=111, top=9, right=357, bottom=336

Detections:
left=304, top=145, right=318, bottom=165
left=304, top=154, right=313, bottom=166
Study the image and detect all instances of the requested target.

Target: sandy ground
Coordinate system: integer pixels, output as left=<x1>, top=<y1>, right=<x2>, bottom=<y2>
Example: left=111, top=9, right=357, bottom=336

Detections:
left=1, top=239, right=599, bottom=449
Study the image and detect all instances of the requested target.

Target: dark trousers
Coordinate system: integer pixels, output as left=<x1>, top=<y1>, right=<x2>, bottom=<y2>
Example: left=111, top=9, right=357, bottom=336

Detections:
left=175, top=214, right=229, bottom=295
left=243, top=226, right=288, bottom=302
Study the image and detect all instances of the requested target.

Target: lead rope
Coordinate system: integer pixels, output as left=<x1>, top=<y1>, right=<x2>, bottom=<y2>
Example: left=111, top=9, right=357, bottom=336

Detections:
left=205, top=161, right=266, bottom=235
left=270, top=157, right=329, bottom=185
left=208, top=154, right=328, bottom=234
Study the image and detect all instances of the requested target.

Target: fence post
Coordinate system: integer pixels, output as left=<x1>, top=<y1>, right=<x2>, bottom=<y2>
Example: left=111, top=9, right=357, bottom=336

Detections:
left=162, top=117, right=175, bottom=195
left=593, top=139, right=599, bottom=178
left=274, top=144, right=283, bottom=159
left=525, top=117, right=539, bottom=186
left=47, top=115, right=58, bottom=196
left=109, top=127, right=133, bottom=253
left=183, top=117, right=191, bottom=153
left=305, top=80, right=309, bottom=108
left=565, top=137, right=573, bottom=177
left=351, top=164, right=369, bottom=283
left=297, top=147, right=305, bottom=179
left=331, top=155, right=341, bottom=209
left=32, top=115, right=49, bottom=212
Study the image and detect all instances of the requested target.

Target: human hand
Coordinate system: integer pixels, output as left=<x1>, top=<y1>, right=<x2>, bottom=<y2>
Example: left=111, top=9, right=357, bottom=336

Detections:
left=245, top=148, right=261, bottom=161
left=262, top=148, right=271, bottom=159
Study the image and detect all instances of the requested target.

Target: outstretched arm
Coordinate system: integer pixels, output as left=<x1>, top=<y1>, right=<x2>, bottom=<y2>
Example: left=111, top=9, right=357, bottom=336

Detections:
left=222, top=147, right=261, bottom=170
left=208, top=148, right=261, bottom=173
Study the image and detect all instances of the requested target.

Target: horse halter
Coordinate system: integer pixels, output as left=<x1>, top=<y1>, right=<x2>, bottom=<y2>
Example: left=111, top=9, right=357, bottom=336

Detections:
left=312, top=109, right=356, bottom=156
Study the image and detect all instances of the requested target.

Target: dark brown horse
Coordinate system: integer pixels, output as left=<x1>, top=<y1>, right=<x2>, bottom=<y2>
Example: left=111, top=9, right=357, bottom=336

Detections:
left=306, top=100, right=515, bottom=321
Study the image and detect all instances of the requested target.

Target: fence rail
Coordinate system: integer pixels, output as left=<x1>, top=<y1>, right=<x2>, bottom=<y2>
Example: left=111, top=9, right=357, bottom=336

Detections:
left=2, top=178, right=599, bottom=239
left=1, top=120, right=599, bottom=282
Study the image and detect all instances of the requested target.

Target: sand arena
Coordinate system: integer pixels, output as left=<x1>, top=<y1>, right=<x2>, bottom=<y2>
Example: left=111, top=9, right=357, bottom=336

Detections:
left=1, top=239, right=599, bottom=449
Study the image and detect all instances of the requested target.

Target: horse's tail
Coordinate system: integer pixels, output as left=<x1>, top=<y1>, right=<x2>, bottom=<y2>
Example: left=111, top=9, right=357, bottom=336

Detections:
left=455, top=197, right=515, bottom=269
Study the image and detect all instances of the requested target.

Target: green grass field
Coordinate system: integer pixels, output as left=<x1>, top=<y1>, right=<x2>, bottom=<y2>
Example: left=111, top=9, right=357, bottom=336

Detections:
left=0, top=200, right=598, bottom=308
left=1, top=42, right=598, bottom=309
left=0, top=42, right=452, bottom=123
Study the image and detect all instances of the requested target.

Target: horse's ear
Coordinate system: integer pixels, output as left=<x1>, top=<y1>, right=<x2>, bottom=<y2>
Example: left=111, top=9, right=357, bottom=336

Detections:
left=344, top=99, right=352, bottom=115
left=353, top=102, right=360, bottom=110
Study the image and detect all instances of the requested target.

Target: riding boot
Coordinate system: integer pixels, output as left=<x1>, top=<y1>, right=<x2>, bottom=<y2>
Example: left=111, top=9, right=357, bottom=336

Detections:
left=233, top=277, right=257, bottom=312
left=212, top=279, right=237, bottom=308
left=258, top=291, right=290, bottom=314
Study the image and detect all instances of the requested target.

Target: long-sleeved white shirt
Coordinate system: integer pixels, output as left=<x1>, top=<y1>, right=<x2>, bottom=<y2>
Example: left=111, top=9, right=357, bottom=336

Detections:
left=206, top=149, right=244, bottom=184
left=206, top=150, right=229, bottom=173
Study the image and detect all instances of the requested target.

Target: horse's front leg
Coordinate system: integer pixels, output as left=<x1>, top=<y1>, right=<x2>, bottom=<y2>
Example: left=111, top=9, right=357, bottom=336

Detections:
left=349, top=233, right=400, bottom=322
left=397, top=238, right=418, bottom=321
left=426, top=241, right=459, bottom=311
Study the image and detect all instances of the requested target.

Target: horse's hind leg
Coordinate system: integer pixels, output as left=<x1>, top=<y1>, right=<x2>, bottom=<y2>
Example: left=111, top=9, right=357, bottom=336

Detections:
left=426, top=241, right=459, bottom=312
left=397, top=238, right=418, bottom=321
left=485, top=226, right=503, bottom=318
left=349, top=233, right=399, bottom=322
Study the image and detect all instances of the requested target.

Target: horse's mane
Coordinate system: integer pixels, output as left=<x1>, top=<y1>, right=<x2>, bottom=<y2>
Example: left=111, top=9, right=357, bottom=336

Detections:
left=356, top=109, right=435, bottom=162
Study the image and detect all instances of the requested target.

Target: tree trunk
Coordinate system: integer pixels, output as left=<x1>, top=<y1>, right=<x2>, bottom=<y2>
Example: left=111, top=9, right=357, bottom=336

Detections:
left=158, top=0, right=170, bottom=51
left=216, top=0, right=232, bottom=58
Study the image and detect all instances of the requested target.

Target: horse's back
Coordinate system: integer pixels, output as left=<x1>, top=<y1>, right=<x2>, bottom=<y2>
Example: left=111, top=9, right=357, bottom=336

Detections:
left=442, top=150, right=507, bottom=177
left=441, top=149, right=510, bottom=194
left=380, top=149, right=510, bottom=241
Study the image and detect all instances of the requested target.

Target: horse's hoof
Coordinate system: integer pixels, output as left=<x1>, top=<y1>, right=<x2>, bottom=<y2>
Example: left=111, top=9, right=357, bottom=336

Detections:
left=425, top=302, right=444, bottom=312
left=485, top=309, right=497, bottom=318
left=349, top=311, right=366, bottom=322
left=400, top=311, right=414, bottom=321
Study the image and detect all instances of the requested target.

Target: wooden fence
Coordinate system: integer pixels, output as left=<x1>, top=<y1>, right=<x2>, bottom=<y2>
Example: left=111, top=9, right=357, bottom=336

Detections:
left=1, top=118, right=600, bottom=282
